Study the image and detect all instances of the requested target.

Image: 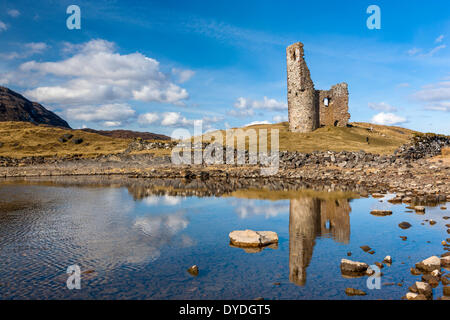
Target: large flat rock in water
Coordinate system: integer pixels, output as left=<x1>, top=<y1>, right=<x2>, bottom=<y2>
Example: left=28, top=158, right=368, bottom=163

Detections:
left=229, top=230, right=278, bottom=247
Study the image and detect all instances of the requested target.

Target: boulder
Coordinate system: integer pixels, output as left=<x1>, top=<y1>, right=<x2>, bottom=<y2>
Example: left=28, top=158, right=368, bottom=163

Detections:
left=229, top=230, right=278, bottom=248
left=415, top=281, right=433, bottom=299
left=340, top=259, right=369, bottom=275
left=405, top=292, right=427, bottom=300
left=416, top=256, right=441, bottom=272
left=441, top=255, right=450, bottom=267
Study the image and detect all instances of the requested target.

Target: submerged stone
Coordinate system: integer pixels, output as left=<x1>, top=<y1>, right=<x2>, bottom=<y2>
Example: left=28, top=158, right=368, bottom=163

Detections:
left=345, top=288, right=367, bottom=296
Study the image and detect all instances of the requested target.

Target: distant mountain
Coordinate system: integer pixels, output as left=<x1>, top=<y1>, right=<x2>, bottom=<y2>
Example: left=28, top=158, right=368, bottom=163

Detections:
left=81, top=128, right=171, bottom=141
left=0, top=86, right=71, bottom=128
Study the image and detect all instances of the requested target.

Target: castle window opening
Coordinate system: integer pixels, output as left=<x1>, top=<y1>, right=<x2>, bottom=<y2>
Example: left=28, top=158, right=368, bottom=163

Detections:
left=323, top=98, right=329, bottom=106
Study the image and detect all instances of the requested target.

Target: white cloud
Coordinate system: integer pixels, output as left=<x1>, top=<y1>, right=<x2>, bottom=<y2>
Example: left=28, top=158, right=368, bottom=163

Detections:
left=24, top=42, right=48, bottom=54
left=414, top=81, right=450, bottom=102
left=230, top=96, right=286, bottom=118
left=244, top=120, right=271, bottom=127
left=435, top=35, right=445, bottom=43
left=413, top=81, right=450, bottom=112
left=233, top=96, right=286, bottom=111
left=7, top=9, right=20, bottom=18
left=368, top=102, right=398, bottom=112
left=172, top=68, right=195, bottom=83
left=103, top=121, right=122, bottom=127
left=397, top=83, right=410, bottom=88
left=63, top=103, right=136, bottom=122
left=0, top=42, right=48, bottom=61
left=138, top=112, right=160, bottom=125
left=272, top=114, right=288, bottom=122
left=424, top=103, right=450, bottom=112
left=5, top=39, right=189, bottom=106
left=0, top=21, right=7, bottom=32
left=371, top=112, right=406, bottom=125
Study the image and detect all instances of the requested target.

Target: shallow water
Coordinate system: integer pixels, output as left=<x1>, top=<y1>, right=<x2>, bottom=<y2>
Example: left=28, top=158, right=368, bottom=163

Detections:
left=0, top=177, right=448, bottom=300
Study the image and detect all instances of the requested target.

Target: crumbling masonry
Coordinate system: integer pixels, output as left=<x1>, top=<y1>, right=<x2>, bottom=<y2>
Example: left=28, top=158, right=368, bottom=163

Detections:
left=287, top=42, right=350, bottom=133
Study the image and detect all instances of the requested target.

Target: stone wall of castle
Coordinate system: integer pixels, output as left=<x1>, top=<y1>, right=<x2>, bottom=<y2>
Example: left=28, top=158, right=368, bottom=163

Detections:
left=317, top=83, right=350, bottom=127
left=287, top=42, right=350, bottom=132
left=286, top=42, right=320, bottom=133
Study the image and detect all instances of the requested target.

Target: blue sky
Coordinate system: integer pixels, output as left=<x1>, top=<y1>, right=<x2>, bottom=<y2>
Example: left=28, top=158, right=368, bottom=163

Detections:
left=0, top=0, right=449, bottom=135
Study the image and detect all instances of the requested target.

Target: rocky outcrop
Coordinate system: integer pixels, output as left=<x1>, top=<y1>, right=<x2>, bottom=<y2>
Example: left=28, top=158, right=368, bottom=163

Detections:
left=394, top=134, right=450, bottom=160
left=0, top=86, right=70, bottom=128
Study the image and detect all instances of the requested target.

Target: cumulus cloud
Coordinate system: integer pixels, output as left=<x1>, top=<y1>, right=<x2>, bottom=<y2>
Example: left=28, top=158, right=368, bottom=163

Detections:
left=413, top=81, right=450, bottom=112
left=229, top=96, right=286, bottom=118
left=272, top=114, right=288, bottom=122
left=138, top=112, right=160, bottom=125
left=0, top=42, right=49, bottom=61
left=413, top=81, right=450, bottom=102
left=371, top=112, right=406, bottom=125
left=368, top=102, right=397, bottom=112
left=0, top=21, right=7, bottom=32
left=63, top=103, right=136, bottom=122
left=103, top=121, right=122, bottom=127
left=233, top=96, right=286, bottom=110
left=7, top=9, right=20, bottom=17
left=159, top=112, right=222, bottom=128
left=5, top=39, right=189, bottom=106
left=172, top=68, right=195, bottom=83
left=244, top=120, right=271, bottom=127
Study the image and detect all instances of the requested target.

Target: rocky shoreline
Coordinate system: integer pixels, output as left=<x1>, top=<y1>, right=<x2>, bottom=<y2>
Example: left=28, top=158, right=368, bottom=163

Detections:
left=0, top=134, right=449, bottom=201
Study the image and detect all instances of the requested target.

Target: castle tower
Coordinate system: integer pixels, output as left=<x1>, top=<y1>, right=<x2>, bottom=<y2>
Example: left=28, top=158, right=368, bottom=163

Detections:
left=286, top=42, right=319, bottom=133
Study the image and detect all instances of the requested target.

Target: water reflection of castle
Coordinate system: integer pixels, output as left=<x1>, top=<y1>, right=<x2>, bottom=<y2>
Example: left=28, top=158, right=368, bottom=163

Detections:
left=289, top=198, right=351, bottom=286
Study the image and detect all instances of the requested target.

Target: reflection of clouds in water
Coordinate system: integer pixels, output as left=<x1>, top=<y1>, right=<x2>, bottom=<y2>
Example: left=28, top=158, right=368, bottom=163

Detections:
left=142, top=195, right=182, bottom=206
left=134, top=211, right=188, bottom=237
left=370, top=193, right=396, bottom=211
left=232, top=200, right=289, bottom=219
left=63, top=190, right=191, bottom=266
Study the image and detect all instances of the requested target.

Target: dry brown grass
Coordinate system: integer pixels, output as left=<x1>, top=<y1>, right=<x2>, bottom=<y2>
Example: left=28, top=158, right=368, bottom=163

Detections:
left=442, top=147, right=450, bottom=156
left=199, top=121, right=418, bottom=155
left=0, top=120, right=421, bottom=159
left=0, top=121, right=131, bottom=158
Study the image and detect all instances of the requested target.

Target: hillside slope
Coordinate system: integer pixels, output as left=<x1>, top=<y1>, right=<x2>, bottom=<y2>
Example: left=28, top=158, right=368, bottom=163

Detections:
left=201, top=122, right=419, bottom=155
left=0, top=86, right=70, bottom=128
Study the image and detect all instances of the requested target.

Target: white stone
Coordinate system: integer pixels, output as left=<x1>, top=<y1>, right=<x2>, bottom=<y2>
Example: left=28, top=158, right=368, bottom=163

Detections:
left=383, top=256, right=392, bottom=264
left=340, top=259, right=369, bottom=274
left=229, top=230, right=278, bottom=248
left=415, top=256, right=441, bottom=272
left=441, top=256, right=450, bottom=267
left=415, top=281, right=432, bottom=298
left=431, top=269, right=441, bottom=277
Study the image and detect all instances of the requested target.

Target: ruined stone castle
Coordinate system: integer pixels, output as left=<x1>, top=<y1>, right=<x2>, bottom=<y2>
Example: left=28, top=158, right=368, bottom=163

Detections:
left=287, top=42, right=350, bottom=133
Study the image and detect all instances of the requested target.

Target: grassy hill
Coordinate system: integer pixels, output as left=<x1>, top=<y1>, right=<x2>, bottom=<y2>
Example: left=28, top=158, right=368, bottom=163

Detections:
left=0, top=121, right=132, bottom=158
left=201, top=121, right=419, bottom=155
left=0, top=121, right=421, bottom=159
